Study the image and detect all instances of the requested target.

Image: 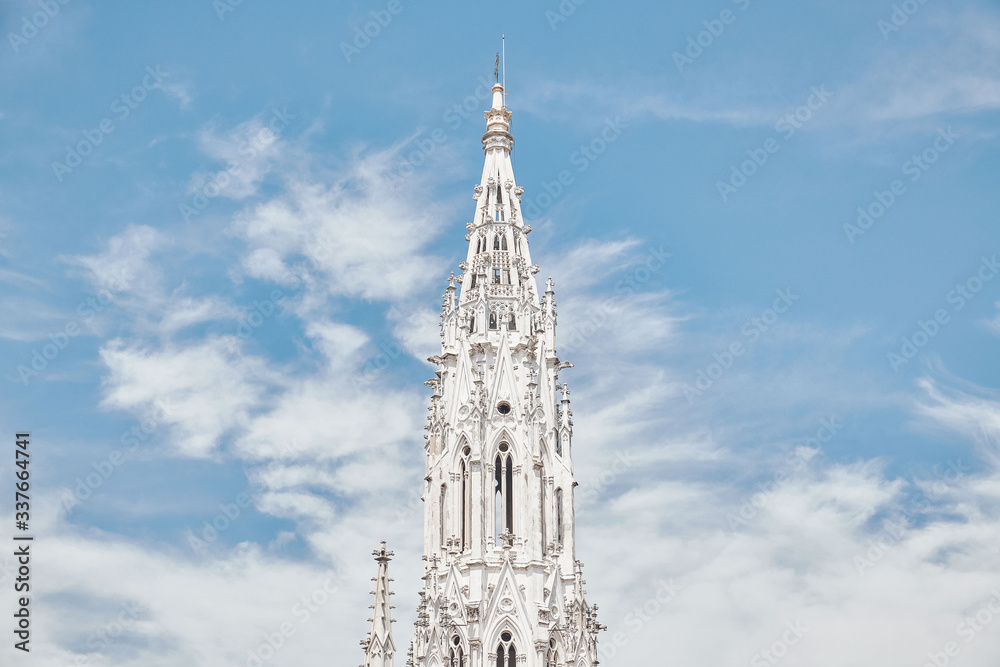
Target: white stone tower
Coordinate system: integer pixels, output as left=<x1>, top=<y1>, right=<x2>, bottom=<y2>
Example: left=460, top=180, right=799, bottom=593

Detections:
left=361, top=542, right=397, bottom=667
left=406, top=81, right=604, bottom=667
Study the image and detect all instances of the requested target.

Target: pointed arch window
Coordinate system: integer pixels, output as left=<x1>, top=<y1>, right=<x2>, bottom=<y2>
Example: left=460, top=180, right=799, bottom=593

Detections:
left=450, top=637, right=465, bottom=667
left=501, top=235, right=508, bottom=250
left=489, top=313, right=497, bottom=329
left=508, top=313, right=516, bottom=330
left=470, top=274, right=477, bottom=288
left=495, top=188, right=505, bottom=222
left=556, top=487, right=564, bottom=547
left=540, top=463, right=546, bottom=557
left=440, top=483, right=448, bottom=548
left=460, top=447, right=471, bottom=552
left=494, top=446, right=514, bottom=541
left=494, top=234, right=501, bottom=250
left=555, top=433, right=562, bottom=457
left=546, top=639, right=558, bottom=667
left=469, top=314, right=476, bottom=333
left=496, top=632, right=517, bottom=667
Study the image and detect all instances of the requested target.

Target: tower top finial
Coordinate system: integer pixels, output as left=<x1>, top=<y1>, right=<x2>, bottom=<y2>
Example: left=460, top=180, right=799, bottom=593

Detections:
left=374, top=540, right=394, bottom=562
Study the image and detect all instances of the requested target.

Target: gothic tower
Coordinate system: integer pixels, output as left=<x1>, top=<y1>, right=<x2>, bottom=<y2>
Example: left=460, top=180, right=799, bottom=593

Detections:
left=362, top=542, right=397, bottom=667
left=406, top=82, right=604, bottom=667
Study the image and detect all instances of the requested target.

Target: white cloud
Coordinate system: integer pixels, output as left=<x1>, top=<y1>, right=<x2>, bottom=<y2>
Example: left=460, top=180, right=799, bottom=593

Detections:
left=229, top=148, right=451, bottom=303
left=99, top=337, right=273, bottom=458
left=838, top=7, right=1000, bottom=123
left=915, top=375, right=1000, bottom=467
left=189, top=115, right=288, bottom=200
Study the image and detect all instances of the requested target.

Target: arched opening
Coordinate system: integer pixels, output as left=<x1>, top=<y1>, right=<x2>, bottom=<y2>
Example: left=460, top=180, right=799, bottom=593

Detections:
left=508, top=313, right=516, bottom=330
left=546, top=639, right=558, bottom=667
left=451, top=637, right=465, bottom=667
left=555, top=432, right=562, bottom=457
left=489, top=313, right=497, bottom=329
left=540, top=463, right=546, bottom=556
left=556, top=487, right=564, bottom=547
left=494, top=234, right=501, bottom=250
left=501, top=235, right=508, bottom=250
left=495, top=188, right=505, bottom=222
left=440, top=483, right=447, bottom=548
left=505, top=456, right=513, bottom=535
left=496, top=632, right=517, bottom=667
left=460, top=454, right=471, bottom=552
left=494, top=447, right=514, bottom=542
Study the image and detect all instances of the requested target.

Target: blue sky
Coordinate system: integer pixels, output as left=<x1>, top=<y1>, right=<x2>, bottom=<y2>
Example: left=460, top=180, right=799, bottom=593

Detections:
left=1, top=0, right=1000, bottom=665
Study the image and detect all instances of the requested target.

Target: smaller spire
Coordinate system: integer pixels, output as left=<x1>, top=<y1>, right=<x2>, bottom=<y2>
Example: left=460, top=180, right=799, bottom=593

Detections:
left=361, top=541, right=396, bottom=667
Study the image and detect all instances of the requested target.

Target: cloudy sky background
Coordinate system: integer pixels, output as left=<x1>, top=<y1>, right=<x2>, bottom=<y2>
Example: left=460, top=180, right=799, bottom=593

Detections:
left=1, top=0, right=1000, bottom=665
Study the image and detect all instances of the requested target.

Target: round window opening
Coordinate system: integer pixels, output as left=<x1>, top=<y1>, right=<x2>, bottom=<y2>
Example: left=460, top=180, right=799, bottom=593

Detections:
left=498, top=442, right=509, bottom=453
left=453, top=636, right=461, bottom=646
left=497, top=402, right=511, bottom=415
left=463, top=446, right=471, bottom=456
left=501, top=632, right=512, bottom=642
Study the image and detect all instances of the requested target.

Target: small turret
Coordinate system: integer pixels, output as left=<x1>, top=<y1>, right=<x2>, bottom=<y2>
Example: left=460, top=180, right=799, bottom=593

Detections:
left=360, top=541, right=396, bottom=667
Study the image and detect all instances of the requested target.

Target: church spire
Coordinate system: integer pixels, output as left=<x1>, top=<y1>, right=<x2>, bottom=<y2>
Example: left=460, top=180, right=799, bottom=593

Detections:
left=410, top=63, right=602, bottom=667
left=360, top=541, right=396, bottom=667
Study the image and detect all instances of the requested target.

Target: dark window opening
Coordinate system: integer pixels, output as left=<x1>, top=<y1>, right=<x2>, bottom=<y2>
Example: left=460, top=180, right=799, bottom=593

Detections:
left=556, top=487, right=564, bottom=546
